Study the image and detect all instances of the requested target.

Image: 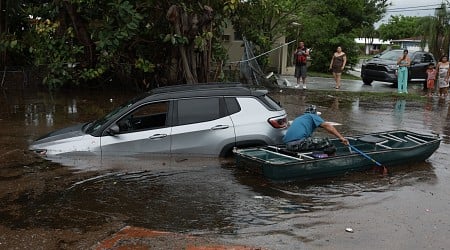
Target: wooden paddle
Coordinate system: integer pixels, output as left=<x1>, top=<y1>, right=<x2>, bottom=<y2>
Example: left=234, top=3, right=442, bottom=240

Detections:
left=349, top=144, right=388, bottom=175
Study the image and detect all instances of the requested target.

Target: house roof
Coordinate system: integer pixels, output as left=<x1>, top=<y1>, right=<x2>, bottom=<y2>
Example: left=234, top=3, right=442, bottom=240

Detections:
left=391, top=37, right=422, bottom=42
left=354, top=38, right=391, bottom=45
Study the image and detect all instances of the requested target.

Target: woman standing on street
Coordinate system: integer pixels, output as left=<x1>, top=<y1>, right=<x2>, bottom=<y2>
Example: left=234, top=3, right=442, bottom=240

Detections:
left=396, top=49, right=411, bottom=93
left=329, top=46, right=346, bottom=89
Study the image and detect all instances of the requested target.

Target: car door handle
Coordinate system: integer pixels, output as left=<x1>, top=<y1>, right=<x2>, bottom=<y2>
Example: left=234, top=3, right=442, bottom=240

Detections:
left=149, top=134, right=167, bottom=139
left=211, top=125, right=229, bottom=130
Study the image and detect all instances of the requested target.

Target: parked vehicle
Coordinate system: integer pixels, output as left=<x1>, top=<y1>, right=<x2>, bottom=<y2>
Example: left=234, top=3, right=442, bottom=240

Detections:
left=29, top=83, right=288, bottom=157
left=361, top=49, right=436, bottom=87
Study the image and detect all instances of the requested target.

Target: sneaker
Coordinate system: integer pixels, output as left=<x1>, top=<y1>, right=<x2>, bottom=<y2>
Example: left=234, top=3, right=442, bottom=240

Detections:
left=294, top=84, right=300, bottom=88
left=303, top=85, right=307, bottom=89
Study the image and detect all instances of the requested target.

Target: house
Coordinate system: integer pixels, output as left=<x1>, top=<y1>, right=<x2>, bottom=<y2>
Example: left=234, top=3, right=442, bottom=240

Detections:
left=354, top=38, right=391, bottom=55
left=390, top=37, right=429, bottom=52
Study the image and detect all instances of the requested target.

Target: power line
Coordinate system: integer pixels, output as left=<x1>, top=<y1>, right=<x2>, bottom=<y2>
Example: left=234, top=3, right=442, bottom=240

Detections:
left=387, top=7, right=443, bottom=13
left=387, top=4, right=442, bottom=11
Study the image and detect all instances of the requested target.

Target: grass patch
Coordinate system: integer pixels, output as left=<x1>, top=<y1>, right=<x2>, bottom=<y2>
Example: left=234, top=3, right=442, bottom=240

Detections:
left=267, top=85, right=426, bottom=103
left=358, top=55, right=373, bottom=60
left=303, top=88, right=426, bottom=102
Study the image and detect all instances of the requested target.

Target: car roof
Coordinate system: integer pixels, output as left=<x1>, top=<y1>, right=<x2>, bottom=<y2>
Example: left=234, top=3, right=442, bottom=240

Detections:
left=389, top=49, right=430, bottom=54
left=146, top=83, right=268, bottom=101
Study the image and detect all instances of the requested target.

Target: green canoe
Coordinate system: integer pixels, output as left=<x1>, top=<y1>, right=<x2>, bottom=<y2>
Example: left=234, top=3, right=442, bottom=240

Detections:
left=233, top=130, right=441, bottom=181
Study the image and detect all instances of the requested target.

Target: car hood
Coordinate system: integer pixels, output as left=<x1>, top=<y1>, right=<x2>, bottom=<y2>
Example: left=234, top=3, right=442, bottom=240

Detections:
left=365, top=58, right=396, bottom=66
left=31, top=123, right=87, bottom=146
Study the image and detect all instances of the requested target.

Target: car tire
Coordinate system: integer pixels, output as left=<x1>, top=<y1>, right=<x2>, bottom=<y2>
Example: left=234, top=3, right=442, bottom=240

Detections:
left=362, top=78, right=373, bottom=85
left=391, top=82, right=398, bottom=88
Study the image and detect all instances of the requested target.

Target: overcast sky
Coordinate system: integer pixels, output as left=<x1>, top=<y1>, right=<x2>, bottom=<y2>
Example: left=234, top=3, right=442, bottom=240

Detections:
left=377, top=0, right=445, bottom=25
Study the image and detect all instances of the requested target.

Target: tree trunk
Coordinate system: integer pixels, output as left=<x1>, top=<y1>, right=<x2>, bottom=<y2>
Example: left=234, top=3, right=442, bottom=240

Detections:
left=167, top=5, right=196, bottom=84
left=62, top=0, right=96, bottom=67
left=166, top=5, right=213, bottom=84
left=0, top=0, right=6, bottom=67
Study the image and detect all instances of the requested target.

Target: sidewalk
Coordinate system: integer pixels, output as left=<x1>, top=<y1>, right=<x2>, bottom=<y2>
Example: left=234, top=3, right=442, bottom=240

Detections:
left=277, top=67, right=425, bottom=94
left=278, top=74, right=428, bottom=94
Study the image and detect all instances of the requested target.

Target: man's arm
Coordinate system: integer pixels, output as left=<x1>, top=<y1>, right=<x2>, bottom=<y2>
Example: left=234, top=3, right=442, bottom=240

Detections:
left=320, top=122, right=349, bottom=145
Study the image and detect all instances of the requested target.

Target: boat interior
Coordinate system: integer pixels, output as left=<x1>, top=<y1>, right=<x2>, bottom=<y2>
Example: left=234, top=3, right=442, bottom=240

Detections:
left=235, top=131, right=438, bottom=163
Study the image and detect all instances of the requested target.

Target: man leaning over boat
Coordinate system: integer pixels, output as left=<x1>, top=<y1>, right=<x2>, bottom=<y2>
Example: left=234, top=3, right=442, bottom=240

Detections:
left=283, top=105, right=349, bottom=153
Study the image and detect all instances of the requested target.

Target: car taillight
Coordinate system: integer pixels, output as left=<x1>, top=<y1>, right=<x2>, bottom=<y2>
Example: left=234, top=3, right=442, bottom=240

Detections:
left=268, top=116, right=287, bottom=128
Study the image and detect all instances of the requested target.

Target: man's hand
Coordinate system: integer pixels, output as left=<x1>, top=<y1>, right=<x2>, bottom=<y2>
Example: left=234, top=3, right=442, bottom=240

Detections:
left=341, top=137, right=349, bottom=145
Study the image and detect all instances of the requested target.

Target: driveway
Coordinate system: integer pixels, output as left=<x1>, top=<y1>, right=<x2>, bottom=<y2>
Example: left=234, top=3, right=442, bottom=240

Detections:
left=278, top=74, right=426, bottom=94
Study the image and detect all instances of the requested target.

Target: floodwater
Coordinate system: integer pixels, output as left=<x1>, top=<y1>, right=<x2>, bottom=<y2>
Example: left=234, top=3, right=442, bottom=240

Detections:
left=0, top=85, right=449, bottom=249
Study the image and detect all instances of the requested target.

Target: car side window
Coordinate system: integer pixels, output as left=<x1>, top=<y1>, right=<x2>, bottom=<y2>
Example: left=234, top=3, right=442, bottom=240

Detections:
left=224, top=97, right=241, bottom=115
left=117, top=101, right=169, bottom=133
left=176, top=97, right=222, bottom=126
left=413, top=54, right=422, bottom=63
left=423, top=54, right=433, bottom=63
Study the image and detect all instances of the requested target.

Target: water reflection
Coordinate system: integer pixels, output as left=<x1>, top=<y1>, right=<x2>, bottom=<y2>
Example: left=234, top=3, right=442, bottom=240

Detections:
left=393, top=99, right=406, bottom=125
left=67, top=99, right=78, bottom=118
left=234, top=160, right=437, bottom=209
left=444, top=104, right=450, bottom=143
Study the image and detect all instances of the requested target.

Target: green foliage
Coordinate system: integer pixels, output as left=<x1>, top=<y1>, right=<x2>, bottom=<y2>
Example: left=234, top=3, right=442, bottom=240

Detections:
left=0, top=37, right=19, bottom=50
left=377, top=16, right=424, bottom=40
left=162, top=34, right=189, bottom=45
left=27, top=17, right=84, bottom=88
left=20, top=0, right=150, bottom=88
left=2, top=0, right=390, bottom=88
left=299, top=0, right=389, bottom=72
left=227, top=0, right=304, bottom=68
left=134, top=58, right=154, bottom=73
left=419, top=3, right=450, bottom=59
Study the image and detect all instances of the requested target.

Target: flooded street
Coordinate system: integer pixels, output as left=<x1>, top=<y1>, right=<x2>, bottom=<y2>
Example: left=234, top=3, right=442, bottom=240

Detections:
left=1, top=85, right=449, bottom=249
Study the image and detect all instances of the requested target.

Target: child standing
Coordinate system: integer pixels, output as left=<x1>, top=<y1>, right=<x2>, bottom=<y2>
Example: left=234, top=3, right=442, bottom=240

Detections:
left=426, top=63, right=437, bottom=97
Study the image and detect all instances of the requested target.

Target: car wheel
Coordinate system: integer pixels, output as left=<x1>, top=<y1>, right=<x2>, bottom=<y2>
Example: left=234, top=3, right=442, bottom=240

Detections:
left=362, top=78, right=373, bottom=85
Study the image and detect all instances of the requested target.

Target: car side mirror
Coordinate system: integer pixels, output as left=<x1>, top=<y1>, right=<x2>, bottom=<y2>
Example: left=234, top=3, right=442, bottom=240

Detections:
left=107, top=124, right=120, bottom=136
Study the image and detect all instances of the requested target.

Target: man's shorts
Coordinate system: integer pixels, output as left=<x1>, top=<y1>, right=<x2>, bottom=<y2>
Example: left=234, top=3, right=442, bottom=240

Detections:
left=286, top=137, right=335, bottom=154
left=295, top=64, right=307, bottom=78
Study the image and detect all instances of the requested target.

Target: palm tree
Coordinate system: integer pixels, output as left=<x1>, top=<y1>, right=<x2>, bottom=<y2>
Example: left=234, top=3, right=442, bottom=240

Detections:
left=421, top=3, right=450, bottom=59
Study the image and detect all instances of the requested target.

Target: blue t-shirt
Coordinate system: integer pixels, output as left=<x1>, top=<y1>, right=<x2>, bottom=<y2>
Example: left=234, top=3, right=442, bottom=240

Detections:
left=283, top=114, right=324, bottom=143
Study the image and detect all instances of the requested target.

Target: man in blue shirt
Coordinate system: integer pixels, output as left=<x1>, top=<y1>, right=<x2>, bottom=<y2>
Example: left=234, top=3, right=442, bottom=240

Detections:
left=283, top=105, right=349, bottom=151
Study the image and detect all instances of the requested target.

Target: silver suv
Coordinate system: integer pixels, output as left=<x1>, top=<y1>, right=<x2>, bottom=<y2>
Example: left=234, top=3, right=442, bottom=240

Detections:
left=29, top=83, right=288, bottom=157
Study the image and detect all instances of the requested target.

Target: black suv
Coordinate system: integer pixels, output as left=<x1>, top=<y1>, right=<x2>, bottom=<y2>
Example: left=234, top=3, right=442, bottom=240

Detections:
left=361, top=49, right=436, bottom=87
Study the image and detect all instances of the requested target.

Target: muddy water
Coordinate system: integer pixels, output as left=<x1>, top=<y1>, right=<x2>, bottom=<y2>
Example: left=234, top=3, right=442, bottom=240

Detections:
left=0, top=87, right=449, bottom=249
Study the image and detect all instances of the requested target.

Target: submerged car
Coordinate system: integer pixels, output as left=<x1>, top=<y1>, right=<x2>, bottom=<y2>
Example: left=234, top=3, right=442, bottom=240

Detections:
left=29, top=83, right=288, bottom=157
left=361, top=49, right=436, bottom=87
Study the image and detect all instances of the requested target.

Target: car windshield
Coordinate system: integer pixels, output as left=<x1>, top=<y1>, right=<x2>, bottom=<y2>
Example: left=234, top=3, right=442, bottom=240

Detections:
left=378, top=50, right=403, bottom=61
left=84, top=93, right=149, bottom=134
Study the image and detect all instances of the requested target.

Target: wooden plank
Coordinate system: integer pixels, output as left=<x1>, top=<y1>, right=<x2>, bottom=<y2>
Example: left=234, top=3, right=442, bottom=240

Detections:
left=260, top=148, right=303, bottom=161
left=405, top=135, right=427, bottom=144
